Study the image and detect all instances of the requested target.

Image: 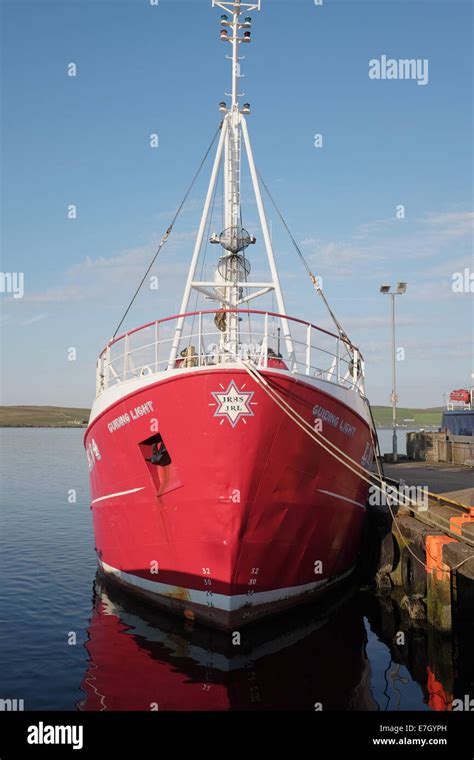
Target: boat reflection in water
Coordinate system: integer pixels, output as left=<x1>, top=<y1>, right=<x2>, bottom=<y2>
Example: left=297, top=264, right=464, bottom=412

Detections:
left=363, top=593, right=474, bottom=713
left=78, top=576, right=474, bottom=711
left=78, top=574, right=376, bottom=711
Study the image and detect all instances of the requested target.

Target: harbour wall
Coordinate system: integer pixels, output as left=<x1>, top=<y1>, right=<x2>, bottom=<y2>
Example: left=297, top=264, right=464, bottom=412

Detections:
left=407, top=431, right=474, bottom=466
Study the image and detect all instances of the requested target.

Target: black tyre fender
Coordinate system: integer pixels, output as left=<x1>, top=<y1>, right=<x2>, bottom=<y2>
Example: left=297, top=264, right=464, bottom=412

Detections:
left=377, top=532, right=397, bottom=574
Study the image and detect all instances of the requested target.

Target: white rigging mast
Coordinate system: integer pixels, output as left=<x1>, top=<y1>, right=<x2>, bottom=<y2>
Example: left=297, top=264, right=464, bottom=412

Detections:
left=168, top=0, right=295, bottom=368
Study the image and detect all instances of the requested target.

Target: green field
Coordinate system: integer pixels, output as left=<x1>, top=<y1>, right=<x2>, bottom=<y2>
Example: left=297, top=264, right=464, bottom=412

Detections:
left=370, top=406, right=442, bottom=428
left=0, top=406, right=90, bottom=427
left=0, top=404, right=443, bottom=428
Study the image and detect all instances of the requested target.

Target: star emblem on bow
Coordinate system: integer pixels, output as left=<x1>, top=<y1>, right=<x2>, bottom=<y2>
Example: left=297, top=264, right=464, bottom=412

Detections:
left=210, top=380, right=256, bottom=428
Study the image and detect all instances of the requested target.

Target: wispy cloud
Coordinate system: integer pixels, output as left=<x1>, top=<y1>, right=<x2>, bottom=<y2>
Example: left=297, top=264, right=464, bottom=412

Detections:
left=22, top=286, right=87, bottom=304
left=363, top=336, right=472, bottom=363
left=352, top=217, right=396, bottom=240
left=302, top=238, right=385, bottom=276
left=300, top=208, right=473, bottom=286
left=421, top=211, right=474, bottom=239
left=19, top=233, right=195, bottom=305
left=9, top=208, right=474, bottom=319
left=21, top=313, right=48, bottom=325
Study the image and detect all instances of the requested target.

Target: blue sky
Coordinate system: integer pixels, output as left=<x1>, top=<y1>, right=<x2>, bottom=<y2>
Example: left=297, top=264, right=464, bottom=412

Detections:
left=1, top=0, right=473, bottom=407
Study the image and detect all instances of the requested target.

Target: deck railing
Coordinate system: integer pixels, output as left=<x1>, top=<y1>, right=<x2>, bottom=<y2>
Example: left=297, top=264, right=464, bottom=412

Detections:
left=96, top=310, right=365, bottom=397
left=444, top=388, right=474, bottom=411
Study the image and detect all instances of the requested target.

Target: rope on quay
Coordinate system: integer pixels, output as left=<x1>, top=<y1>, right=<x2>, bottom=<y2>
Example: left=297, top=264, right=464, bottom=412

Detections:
left=237, top=358, right=474, bottom=574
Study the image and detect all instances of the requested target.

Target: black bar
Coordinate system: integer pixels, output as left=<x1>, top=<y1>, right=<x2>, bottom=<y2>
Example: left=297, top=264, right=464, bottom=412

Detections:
left=0, top=711, right=473, bottom=758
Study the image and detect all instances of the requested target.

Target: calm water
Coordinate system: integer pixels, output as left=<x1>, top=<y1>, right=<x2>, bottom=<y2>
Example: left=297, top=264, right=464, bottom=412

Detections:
left=0, top=429, right=469, bottom=711
left=376, top=428, right=423, bottom=456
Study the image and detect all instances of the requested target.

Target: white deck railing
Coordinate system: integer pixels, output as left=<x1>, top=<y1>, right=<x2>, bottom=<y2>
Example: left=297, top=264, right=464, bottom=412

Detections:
left=444, top=388, right=474, bottom=411
left=96, top=309, right=365, bottom=397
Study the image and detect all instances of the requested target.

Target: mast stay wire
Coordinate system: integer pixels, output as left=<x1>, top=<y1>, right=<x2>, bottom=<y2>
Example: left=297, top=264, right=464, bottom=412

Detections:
left=112, top=121, right=223, bottom=339
left=256, top=170, right=352, bottom=348
left=256, top=170, right=385, bottom=474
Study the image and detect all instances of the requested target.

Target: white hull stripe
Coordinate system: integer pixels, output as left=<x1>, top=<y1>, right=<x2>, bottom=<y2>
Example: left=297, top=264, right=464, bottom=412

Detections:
left=100, top=560, right=354, bottom=613
left=91, top=487, right=145, bottom=505
left=108, top=599, right=343, bottom=672
left=318, top=489, right=367, bottom=511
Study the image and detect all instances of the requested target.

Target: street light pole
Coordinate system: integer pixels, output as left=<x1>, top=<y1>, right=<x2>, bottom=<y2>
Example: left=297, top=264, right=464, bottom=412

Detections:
left=391, top=293, right=397, bottom=462
left=380, top=282, right=407, bottom=463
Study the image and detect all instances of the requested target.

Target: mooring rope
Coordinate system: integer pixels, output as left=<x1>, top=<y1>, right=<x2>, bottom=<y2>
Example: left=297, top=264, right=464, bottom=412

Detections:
left=237, top=358, right=474, bottom=573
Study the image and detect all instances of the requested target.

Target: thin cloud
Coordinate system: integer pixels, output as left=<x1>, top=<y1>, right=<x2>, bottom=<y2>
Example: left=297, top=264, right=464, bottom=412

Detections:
left=21, top=313, right=49, bottom=325
left=421, top=211, right=474, bottom=238
left=300, top=207, right=473, bottom=281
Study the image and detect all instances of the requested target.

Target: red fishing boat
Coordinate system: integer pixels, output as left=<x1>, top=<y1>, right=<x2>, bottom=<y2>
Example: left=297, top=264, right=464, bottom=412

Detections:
left=85, top=0, right=375, bottom=630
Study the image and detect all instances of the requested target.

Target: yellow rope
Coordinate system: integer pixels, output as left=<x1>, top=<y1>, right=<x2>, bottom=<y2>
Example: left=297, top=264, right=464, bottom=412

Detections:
left=238, top=359, right=474, bottom=574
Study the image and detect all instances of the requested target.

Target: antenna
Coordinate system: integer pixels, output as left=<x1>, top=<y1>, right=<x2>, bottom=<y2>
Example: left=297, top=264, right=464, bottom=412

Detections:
left=213, top=1, right=261, bottom=108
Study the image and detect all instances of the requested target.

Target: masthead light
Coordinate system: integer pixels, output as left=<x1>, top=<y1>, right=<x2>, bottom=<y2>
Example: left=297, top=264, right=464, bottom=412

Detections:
left=219, top=101, right=227, bottom=112
left=242, top=103, right=251, bottom=114
left=220, top=29, right=229, bottom=40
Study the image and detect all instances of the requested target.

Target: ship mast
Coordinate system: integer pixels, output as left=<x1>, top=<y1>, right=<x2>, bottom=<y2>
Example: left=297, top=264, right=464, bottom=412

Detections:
left=168, top=0, right=295, bottom=368
left=218, top=0, right=256, bottom=356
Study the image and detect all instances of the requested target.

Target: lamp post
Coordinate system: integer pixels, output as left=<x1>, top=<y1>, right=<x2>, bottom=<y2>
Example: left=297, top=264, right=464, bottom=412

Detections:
left=380, top=282, right=407, bottom=463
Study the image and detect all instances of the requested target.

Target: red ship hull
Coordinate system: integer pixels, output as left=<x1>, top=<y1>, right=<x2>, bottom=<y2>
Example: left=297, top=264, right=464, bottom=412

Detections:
left=85, top=367, right=372, bottom=629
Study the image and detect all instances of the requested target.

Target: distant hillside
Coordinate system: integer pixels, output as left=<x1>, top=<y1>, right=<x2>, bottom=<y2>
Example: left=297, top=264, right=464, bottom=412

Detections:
left=0, top=406, right=90, bottom=428
left=371, top=406, right=442, bottom=428
left=0, top=404, right=442, bottom=429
